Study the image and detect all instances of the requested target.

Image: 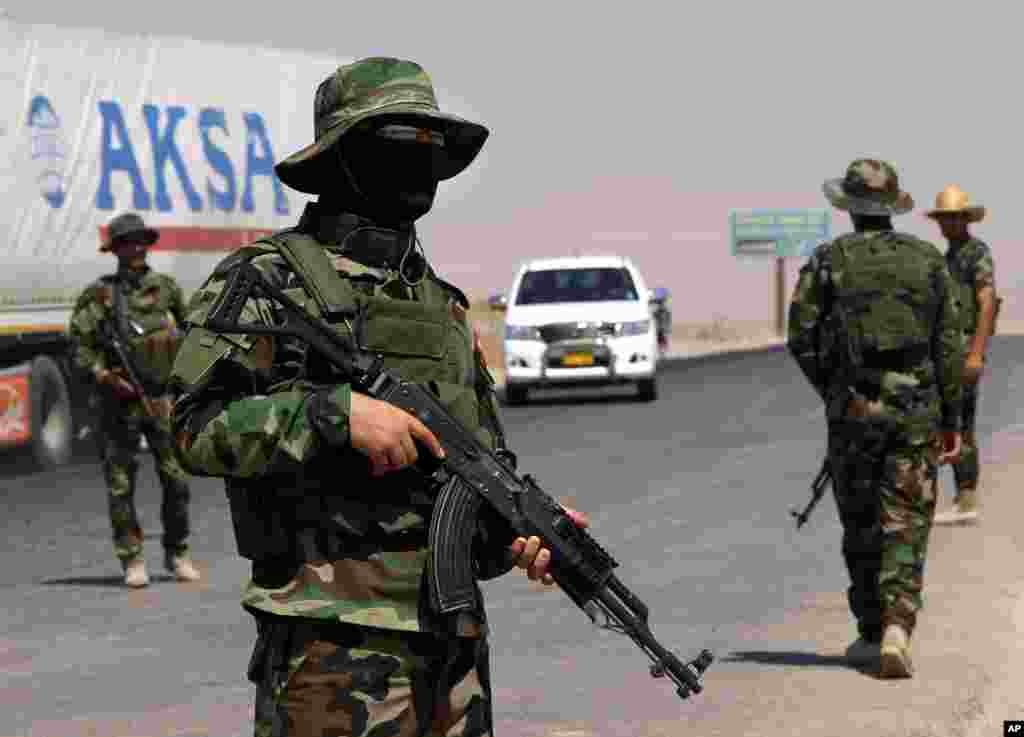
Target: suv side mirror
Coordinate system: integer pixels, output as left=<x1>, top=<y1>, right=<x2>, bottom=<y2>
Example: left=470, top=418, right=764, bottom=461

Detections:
left=488, top=292, right=508, bottom=312
left=648, top=287, right=669, bottom=306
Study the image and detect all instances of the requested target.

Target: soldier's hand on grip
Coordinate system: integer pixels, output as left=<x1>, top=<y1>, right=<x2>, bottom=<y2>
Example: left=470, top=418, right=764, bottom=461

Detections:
left=349, top=391, right=446, bottom=476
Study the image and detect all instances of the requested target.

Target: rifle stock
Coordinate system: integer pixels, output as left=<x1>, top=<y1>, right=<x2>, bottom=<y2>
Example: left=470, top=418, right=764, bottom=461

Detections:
left=791, top=459, right=831, bottom=529
left=205, top=262, right=714, bottom=701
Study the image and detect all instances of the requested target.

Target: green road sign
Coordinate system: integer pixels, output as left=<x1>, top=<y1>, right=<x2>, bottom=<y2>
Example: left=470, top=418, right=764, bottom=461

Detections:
left=729, top=209, right=831, bottom=257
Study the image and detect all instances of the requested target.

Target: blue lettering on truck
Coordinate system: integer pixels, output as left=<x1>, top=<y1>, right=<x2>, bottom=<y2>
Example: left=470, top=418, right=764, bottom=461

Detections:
left=95, top=100, right=289, bottom=215
left=198, top=108, right=237, bottom=211
left=144, top=105, right=203, bottom=212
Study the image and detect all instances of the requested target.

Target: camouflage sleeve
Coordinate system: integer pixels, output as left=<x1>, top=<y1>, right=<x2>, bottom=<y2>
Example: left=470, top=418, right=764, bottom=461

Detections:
left=973, top=242, right=995, bottom=290
left=170, top=260, right=350, bottom=479
left=933, top=263, right=964, bottom=431
left=67, top=289, right=107, bottom=377
left=165, top=274, right=188, bottom=325
left=786, top=252, right=827, bottom=398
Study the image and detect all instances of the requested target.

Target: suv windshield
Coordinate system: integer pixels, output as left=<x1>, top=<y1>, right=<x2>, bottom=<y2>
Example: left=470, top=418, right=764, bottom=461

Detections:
left=514, top=267, right=638, bottom=305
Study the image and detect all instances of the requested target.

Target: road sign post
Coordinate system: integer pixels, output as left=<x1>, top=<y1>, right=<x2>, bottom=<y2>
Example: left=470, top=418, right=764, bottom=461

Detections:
left=729, top=209, right=831, bottom=337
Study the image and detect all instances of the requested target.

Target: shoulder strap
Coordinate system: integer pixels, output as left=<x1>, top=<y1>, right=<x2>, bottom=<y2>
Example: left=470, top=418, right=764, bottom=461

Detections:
left=261, top=231, right=360, bottom=320
left=209, top=243, right=279, bottom=280
left=428, top=268, right=471, bottom=309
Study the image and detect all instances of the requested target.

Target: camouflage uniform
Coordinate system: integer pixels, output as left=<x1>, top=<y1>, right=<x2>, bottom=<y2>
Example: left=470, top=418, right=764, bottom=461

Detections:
left=170, top=59, right=506, bottom=736
left=944, top=236, right=996, bottom=495
left=788, top=160, right=963, bottom=649
left=70, top=265, right=193, bottom=564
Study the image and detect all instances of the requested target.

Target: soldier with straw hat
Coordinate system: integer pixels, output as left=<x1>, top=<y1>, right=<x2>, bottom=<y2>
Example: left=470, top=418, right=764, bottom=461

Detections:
left=927, top=185, right=1000, bottom=525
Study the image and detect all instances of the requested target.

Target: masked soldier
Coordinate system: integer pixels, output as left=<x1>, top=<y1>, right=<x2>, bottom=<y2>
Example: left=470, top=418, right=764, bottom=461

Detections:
left=926, top=185, right=1000, bottom=525
left=169, top=57, right=587, bottom=736
left=787, top=160, right=963, bottom=678
left=69, top=213, right=200, bottom=588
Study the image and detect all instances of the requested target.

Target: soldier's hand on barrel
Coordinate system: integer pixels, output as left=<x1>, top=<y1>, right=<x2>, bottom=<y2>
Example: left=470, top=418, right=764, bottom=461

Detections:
left=510, top=506, right=590, bottom=585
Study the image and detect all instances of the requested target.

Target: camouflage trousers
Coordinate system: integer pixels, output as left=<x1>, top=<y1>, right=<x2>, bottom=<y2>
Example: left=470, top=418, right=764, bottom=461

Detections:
left=828, top=421, right=940, bottom=640
left=248, top=615, right=493, bottom=737
left=951, top=381, right=980, bottom=492
left=97, top=399, right=191, bottom=562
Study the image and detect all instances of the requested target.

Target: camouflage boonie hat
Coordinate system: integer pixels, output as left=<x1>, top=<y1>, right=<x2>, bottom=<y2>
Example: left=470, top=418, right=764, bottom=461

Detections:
left=275, top=57, right=489, bottom=194
left=99, top=212, right=159, bottom=252
left=822, top=159, right=914, bottom=216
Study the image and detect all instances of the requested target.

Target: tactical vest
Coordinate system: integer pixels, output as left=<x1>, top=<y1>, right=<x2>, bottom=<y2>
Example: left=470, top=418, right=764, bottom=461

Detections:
left=210, top=231, right=501, bottom=567
left=102, top=274, right=182, bottom=391
left=828, top=231, right=944, bottom=354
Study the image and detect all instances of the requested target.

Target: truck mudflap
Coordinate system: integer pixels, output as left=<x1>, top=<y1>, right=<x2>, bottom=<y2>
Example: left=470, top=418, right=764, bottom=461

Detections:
left=0, top=356, right=77, bottom=468
left=0, top=364, right=32, bottom=448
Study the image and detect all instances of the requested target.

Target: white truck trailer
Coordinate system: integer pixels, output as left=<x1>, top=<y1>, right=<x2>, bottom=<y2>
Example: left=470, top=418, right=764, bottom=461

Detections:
left=0, top=17, right=340, bottom=467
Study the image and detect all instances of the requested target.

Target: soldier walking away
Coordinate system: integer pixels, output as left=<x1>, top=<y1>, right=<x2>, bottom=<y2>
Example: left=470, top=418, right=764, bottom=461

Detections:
left=926, top=185, right=1000, bottom=526
left=169, top=57, right=588, bottom=736
left=68, top=213, right=200, bottom=588
left=787, top=159, right=963, bottom=678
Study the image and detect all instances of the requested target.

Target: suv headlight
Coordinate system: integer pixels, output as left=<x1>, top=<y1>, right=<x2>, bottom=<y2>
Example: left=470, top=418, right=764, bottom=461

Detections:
left=618, top=319, right=652, bottom=336
left=505, top=324, right=541, bottom=341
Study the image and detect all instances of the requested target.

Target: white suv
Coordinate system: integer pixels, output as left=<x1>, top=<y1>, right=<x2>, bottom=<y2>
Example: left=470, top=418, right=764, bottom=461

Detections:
left=494, top=255, right=660, bottom=404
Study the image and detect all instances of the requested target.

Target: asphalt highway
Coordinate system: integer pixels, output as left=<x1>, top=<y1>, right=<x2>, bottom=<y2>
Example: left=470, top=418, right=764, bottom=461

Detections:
left=3, top=337, right=1022, bottom=735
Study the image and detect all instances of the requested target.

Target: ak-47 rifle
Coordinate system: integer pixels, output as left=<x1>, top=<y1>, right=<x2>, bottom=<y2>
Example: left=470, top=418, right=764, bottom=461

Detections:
left=205, top=262, right=714, bottom=701
left=99, top=279, right=166, bottom=422
left=791, top=459, right=831, bottom=529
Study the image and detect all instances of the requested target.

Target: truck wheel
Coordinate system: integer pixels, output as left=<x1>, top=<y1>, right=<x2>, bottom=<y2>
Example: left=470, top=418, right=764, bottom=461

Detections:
left=636, top=376, right=658, bottom=402
left=29, top=355, right=75, bottom=469
left=504, top=385, right=528, bottom=406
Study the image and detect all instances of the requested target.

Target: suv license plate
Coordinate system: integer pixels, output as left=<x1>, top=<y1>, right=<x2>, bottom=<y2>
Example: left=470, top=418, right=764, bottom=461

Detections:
left=562, top=352, right=594, bottom=367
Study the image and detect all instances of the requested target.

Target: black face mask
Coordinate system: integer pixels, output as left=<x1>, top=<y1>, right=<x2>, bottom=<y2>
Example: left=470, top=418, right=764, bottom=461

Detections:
left=338, top=123, right=445, bottom=224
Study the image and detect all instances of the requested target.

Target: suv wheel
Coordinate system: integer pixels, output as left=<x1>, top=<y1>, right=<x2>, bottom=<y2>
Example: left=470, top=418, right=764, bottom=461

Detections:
left=636, top=377, right=658, bottom=402
left=504, top=385, right=529, bottom=406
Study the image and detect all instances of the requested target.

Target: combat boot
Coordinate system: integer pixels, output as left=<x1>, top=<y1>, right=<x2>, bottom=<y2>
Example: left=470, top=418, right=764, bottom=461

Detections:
left=844, top=637, right=880, bottom=665
left=879, top=624, right=913, bottom=678
left=934, top=488, right=980, bottom=525
left=122, top=558, right=149, bottom=588
left=165, top=552, right=201, bottom=582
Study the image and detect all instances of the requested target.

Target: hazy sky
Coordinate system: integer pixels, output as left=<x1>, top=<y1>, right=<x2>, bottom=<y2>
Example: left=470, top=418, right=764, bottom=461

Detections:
left=2, top=1, right=1019, bottom=322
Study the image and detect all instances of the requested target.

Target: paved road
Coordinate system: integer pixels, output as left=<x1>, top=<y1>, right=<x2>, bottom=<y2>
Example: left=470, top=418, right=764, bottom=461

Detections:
left=3, top=337, right=1022, bottom=736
